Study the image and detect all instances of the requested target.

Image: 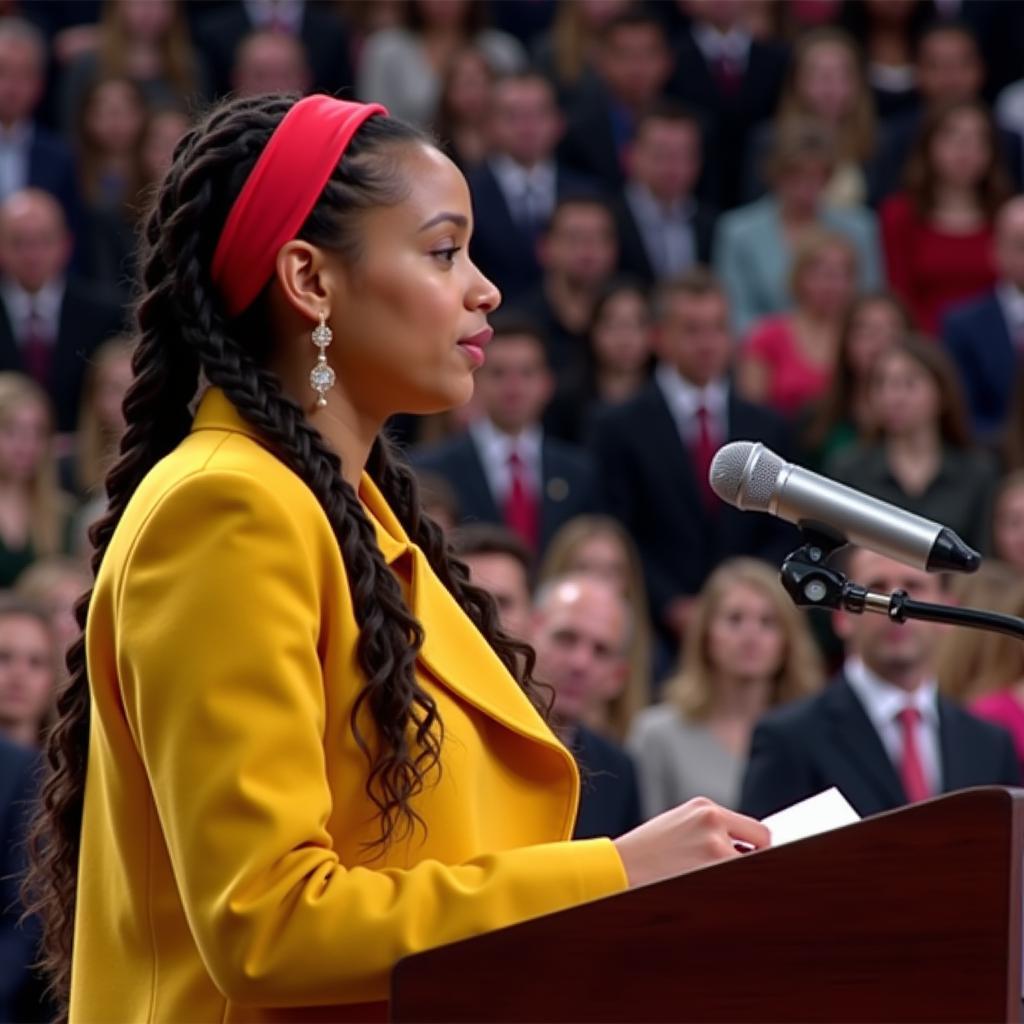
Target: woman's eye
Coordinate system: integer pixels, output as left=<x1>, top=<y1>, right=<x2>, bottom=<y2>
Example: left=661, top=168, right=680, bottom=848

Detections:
left=432, top=246, right=461, bottom=266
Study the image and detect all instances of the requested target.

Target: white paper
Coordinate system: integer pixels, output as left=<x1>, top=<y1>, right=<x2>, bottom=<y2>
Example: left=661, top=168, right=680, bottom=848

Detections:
left=760, top=787, right=861, bottom=846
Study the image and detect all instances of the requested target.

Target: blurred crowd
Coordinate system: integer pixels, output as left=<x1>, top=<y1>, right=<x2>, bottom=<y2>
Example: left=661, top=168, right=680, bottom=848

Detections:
left=4, top=0, right=1024, bottom=1017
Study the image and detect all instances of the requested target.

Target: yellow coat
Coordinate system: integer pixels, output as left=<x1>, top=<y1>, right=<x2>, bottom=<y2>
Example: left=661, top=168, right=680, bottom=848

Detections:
left=70, top=388, right=627, bottom=1023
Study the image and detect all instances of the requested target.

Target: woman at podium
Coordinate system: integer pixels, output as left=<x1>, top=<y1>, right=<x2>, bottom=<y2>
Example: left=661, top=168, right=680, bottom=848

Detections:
left=25, top=93, right=769, bottom=1023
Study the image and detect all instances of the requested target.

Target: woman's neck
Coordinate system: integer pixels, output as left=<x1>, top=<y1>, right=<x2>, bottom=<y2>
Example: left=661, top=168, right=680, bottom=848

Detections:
left=930, top=185, right=985, bottom=232
left=125, top=39, right=162, bottom=78
left=793, top=307, right=842, bottom=363
left=887, top=425, right=941, bottom=458
left=779, top=204, right=816, bottom=233
left=0, top=719, right=37, bottom=749
left=310, top=392, right=380, bottom=491
left=595, top=365, right=646, bottom=403
left=868, top=28, right=910, bottom=65
left=707, top=674, right=772, bottom=723
left=933, top=183, right=979, bottom=209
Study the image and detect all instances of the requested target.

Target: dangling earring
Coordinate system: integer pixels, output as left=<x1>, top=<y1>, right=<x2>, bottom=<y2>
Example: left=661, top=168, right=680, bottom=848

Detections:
left=309, top=310, right=335, bottom=408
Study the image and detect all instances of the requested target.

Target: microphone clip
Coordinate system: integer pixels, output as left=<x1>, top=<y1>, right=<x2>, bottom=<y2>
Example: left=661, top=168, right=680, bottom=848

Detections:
left=779, top=526, right=852, bottom=612
left=780, top=528, right=1024, bottom=639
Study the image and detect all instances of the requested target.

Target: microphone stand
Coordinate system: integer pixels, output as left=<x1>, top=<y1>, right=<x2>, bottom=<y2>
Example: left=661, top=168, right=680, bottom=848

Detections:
left=779, top=528, right=1024, bottom=641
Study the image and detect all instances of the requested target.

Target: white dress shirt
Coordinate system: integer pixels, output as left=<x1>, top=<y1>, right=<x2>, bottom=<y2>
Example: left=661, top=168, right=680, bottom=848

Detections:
left=0, top=120, right=32, bottom=201
left=0, top=277, right=64, bottom=347
left=844, top=656, right=942, bottom=796
left=624, top=182, right=697, bottom=279
left=243, top=0, right=304, bottom=33
left=654, top=362, right=728, bottom=446
left=469, top=417, right=543, bottom=504
left=691, top=23, right=751, bottom=71
left=489, top=155, right=556, bottom=230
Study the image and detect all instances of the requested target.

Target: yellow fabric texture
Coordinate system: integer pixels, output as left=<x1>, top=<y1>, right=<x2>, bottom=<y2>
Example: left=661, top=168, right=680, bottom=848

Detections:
left=70, top=388, right=627, bottom=1023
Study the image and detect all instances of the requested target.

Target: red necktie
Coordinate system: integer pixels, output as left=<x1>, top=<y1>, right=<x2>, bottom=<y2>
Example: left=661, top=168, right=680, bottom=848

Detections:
left=692, top=405, right=718, bottom=511
left=896, top=707, right=930, bottom=803
left=504, top=450, right=539, bottom=551
left=23, top=306, right=52, bottom=387
left=712, top=53, right=743, bottom=97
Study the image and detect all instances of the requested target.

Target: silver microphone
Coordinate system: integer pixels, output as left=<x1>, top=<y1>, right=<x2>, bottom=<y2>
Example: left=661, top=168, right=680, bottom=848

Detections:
left=709, top=441, right=980, bottom=573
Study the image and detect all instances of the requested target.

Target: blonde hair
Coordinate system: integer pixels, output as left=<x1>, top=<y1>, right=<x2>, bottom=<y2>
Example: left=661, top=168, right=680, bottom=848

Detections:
left=938, top=561, right=1024, bottom=700
left=539, top=515, right=651, bottom=740
left=75, top=335, right=134, bottom=496
left=15, top=555, right=90, bottom=607
left=667, top=558, right=823, bottom=720
left=550, top=2, right=597, bottom=87
left=776, top=27, right=876, bottom=164
left=0, top=373, right=68, bottom=556
left=788, top=226, right=859, bottom=301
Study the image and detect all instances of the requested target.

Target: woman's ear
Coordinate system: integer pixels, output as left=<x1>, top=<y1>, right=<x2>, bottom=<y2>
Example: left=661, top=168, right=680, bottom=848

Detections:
left=274, top=240, right=347, bottom=322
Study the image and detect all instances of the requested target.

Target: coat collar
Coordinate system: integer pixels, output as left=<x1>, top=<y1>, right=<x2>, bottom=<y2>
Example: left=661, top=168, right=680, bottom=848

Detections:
left=191, top=387, right=410, bottom=565
left=190, top=388, right=574, bottom=769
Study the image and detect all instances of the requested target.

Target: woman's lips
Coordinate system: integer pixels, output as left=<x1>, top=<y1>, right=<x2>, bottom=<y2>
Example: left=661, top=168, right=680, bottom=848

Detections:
left=457, top=326, right=493, bottom=367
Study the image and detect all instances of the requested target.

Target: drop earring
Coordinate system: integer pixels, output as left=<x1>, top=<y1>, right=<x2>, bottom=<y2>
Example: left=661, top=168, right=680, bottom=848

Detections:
left=309, top=310, right=335, bottom=408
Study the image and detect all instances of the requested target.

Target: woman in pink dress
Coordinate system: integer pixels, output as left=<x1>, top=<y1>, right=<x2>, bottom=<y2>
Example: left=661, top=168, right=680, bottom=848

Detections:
left=939, top=564, right=1024, bottom=773
left=738, top=228, right=858, bottom=418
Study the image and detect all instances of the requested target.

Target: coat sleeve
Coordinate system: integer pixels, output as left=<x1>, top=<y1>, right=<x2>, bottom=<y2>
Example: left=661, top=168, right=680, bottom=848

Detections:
left=115, top=469, right=627, bottom=1008
left=738, top=716, right=818, bottom=819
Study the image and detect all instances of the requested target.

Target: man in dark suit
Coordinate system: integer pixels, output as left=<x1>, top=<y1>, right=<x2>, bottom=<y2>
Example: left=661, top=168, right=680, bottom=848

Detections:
left=740, top=548, right=1020, bottom=820
left=664, top=1, right=789, bottom=210
left=615, top=101, right=716, bottom=286
left=593, top=267, right=795, bottom=648
left=195, top=0, right=353, bottom=102
left=531, top=574, right=641, bottom=840
left=0, top=18, right=79, bottom=234
left=413, top=314, right=596, bottom=556
left=943, top=195, right=1024, bottom=440
left=868, top=22, right=1023, bottom=205
left=0, top=188, right=125, bottom=432
left=518, top=194, right=619, bottom=382
left=467, top=72, right=598, bottom=302
left=0, top=734, right=49, bottom=1022
left=558, top=11, right=675, bottom=193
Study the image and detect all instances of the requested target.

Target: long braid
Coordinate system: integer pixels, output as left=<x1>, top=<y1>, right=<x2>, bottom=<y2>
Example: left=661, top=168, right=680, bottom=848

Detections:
left=368, top=437, right=552, bottom=716
left=23, top=119, right=208, bottom=1014
left=172, top=255, right=445, bottom=844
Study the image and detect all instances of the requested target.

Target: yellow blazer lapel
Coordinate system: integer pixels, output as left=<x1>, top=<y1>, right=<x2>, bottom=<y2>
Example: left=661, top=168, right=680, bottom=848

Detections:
left=191, top=393, right=574, bottom=772
left=359, top=474, right=574, bottom=764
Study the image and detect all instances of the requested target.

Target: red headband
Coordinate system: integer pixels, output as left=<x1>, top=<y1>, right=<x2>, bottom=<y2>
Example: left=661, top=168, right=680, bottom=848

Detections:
left=211, top=95, right=388, bottom=317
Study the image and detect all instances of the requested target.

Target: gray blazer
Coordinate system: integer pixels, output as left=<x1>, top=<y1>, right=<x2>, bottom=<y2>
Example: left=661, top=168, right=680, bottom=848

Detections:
left=713, top=196, right=882, bottom=335
left=627, top=703, right=743, bottom=817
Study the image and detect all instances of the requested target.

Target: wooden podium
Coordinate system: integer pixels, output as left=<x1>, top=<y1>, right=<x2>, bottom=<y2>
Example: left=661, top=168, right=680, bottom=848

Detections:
left=391, top=787, right=1024, bottom=1023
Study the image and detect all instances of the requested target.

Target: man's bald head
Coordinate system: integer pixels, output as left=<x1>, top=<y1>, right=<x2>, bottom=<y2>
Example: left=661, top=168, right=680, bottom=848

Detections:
left=0, top=189, right=71, bottom=293
left=996, top=197, right=1024, bottom=290
left=532, top=574, right=631, bottom=724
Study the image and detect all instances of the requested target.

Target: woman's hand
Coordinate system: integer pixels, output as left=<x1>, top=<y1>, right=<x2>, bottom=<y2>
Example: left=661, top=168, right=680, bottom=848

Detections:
left=612, top=797, right=770, bottom=889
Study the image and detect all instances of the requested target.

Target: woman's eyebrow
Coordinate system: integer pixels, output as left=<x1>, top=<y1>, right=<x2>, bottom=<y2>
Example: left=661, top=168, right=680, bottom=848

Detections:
left=417, top=211, right=468, bottom=232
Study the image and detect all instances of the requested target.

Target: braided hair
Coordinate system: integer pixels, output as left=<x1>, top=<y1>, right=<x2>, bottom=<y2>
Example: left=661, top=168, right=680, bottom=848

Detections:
left=25, top=93, right=545, bottom=1015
